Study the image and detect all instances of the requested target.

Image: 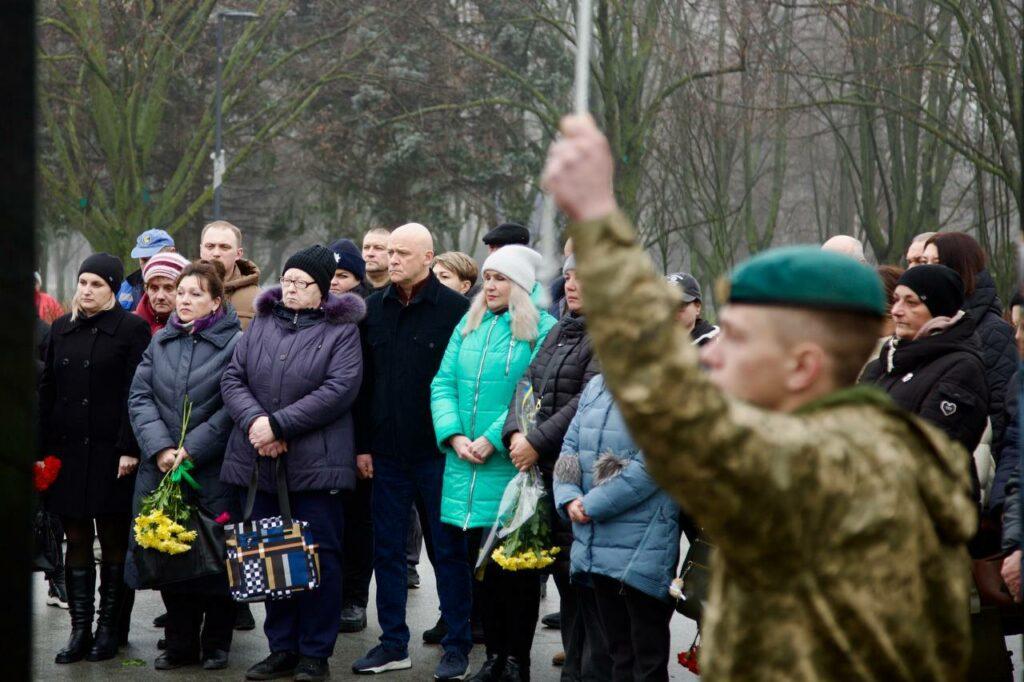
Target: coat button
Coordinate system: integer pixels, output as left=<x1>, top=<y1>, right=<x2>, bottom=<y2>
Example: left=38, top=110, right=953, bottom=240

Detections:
left=61, top=358, right=70, bottom=367
left=90, top=327, right=98, bottom=335
left=83, top=437, right=89, bottom=445
left=279, top=353, right=287, bottom=360
left=83, top=360, right=90, bottom=368
left=62, top=397, right=68, bottom=404
left=81, top=398, right=89, bottom=407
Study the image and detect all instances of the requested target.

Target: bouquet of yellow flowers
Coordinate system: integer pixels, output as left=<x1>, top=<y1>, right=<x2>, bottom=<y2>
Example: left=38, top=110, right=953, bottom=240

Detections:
left=134, top=397, right=201, bottom=555
left=477, top=383, right=560, bottom=574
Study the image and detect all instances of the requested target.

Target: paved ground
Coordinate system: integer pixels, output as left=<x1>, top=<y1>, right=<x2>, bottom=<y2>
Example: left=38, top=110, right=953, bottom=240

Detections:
left=32, top=559, right=1024, bottom=681
left=32, top=562, right=701, bottom=680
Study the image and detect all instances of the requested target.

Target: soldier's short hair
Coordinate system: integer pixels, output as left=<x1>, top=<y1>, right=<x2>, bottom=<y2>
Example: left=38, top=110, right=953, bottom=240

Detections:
left=771, top=309, right=883, bottom=387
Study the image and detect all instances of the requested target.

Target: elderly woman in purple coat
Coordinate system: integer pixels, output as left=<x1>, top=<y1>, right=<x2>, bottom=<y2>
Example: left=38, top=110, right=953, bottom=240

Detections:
left=220, top=245, right=365, bottom=681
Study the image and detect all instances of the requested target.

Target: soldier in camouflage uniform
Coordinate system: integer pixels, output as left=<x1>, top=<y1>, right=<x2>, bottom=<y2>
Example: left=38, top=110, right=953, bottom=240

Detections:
left=541, top=115, right=976, bottom=681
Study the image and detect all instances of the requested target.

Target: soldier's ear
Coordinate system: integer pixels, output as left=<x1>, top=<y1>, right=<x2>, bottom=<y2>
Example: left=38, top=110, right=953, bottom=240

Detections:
left=785, top=342, right=827, bottom=393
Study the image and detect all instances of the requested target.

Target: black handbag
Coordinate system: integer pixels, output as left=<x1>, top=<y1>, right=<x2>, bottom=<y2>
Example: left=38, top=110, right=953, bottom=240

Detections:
left=133, top=502, right=226, bottom=589
left=675, top=531, right=713, bottom=623
left=32, top=508, right=63, bottom=573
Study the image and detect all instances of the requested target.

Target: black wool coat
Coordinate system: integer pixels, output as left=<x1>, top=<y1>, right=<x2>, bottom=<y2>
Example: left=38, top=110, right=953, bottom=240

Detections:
left=355, top=272, right=470, bottom=461
left=860, top=314, right=989, bottom=454
left=39, top=305, right=151, bottom=518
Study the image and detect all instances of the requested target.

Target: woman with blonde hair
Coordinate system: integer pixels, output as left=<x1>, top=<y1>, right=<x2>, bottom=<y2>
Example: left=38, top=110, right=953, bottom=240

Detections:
left=40, top=253, right=151, bottom=664
left=431, top=245, right=557, bottom=681
left=432, top=251, right=479, bottom=297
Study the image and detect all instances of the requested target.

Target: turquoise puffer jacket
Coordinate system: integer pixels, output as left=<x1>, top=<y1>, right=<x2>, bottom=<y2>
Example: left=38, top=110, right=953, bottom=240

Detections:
left=432, top=307, right=556, bottom=529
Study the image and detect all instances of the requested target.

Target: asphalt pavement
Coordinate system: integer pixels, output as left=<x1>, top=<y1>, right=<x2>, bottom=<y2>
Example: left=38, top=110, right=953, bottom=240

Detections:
left=32, top=560, right=701, bottom=681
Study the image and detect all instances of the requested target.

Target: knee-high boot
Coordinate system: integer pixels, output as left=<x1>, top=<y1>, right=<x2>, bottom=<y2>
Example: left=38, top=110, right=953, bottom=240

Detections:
left=87, top=563, right=126, bottom=661
left=55, top=566, right=95, bottom=664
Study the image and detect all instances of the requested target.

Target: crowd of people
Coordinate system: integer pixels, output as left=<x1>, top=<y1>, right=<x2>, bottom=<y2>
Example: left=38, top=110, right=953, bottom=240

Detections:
left=32, top=118, right=1023, bottom=682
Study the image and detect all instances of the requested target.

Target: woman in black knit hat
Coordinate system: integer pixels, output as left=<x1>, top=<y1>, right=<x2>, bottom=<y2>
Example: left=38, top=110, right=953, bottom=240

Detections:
left=40, top=253, right=152, bottom=664
left=220, top=245, right=366, bottom=681
left=860, top=264, right=989, bottom=454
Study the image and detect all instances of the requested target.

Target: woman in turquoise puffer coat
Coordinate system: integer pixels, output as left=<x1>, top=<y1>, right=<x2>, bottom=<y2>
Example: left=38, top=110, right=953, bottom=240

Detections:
left=431, top=245, right=556, bottom=681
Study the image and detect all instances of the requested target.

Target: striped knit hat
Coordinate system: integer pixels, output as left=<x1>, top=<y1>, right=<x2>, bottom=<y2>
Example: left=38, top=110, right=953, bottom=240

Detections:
left=143, top=252, right=190, bottom=284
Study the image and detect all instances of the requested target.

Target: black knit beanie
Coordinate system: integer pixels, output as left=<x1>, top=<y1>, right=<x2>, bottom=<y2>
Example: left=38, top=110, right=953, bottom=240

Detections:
left=78, top=253, right=124, bottom=293
left=897, top=264, right=964, bottom=318
left=283, top=245, right=337, bottom=299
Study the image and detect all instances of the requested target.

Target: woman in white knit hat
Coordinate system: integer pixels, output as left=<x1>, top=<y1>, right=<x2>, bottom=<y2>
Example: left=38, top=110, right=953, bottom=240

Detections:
left=431, top=245, right=558, bottom=681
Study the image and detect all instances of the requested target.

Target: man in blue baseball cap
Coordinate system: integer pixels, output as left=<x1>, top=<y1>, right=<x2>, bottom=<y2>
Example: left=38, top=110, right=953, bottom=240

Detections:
left=542, top=115, right=976, bottom=681
left=118, top=228, right=176, bottom=311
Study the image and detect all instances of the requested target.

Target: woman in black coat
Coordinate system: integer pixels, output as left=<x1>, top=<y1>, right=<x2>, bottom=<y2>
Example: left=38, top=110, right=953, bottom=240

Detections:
left=499, top=255, right=604, bottom=681
left=39, top=253, right=151, bottom=664
left=923, top=232, right=1016, bottom=444
left=127, top=260, right=242, bottom=671
left=860, top=265, right=989, bottom=469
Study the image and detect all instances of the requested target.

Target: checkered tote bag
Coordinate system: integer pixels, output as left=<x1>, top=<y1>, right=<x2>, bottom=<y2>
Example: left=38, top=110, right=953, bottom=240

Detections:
left=225, top=459, right=320, bottom=602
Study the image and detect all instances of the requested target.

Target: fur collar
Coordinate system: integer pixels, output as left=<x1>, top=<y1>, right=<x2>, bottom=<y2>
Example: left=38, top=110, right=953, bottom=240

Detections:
left=255, top=286, right=366, bottom=324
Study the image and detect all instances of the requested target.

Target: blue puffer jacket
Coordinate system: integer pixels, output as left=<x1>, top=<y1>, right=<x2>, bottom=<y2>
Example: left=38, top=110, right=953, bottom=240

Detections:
left=553, top=375, right=680, bottom=602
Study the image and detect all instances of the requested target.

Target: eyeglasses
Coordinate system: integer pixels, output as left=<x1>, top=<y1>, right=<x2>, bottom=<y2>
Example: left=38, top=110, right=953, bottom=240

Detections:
left=279, top=277, right=316, bottom=290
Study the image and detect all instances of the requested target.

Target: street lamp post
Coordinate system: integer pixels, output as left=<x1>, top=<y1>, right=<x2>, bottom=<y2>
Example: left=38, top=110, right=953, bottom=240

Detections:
left=212, top=10, right=259, bottom=220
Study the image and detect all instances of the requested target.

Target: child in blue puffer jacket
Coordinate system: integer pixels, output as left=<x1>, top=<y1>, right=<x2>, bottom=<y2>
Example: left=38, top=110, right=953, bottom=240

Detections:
left=553, top=375, right=680, bottom=682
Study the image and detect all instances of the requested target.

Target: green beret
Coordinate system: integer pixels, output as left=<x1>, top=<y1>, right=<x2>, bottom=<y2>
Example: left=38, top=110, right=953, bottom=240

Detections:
left=725, top=245, right=886, bottom=316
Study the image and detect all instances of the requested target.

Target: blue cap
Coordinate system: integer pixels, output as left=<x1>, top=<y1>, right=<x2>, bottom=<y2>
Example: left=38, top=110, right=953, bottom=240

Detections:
left=130, top=229, right=175, bottom=258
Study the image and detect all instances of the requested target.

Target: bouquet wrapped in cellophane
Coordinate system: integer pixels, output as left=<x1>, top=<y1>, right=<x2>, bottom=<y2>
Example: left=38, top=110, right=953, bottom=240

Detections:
left=476, top=382, right=560, bottom=576
left=134, top=397, right=201, bottom=555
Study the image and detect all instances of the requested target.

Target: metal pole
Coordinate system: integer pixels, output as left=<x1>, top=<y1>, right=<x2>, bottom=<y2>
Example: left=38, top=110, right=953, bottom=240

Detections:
left=538, top=0, right=593, bottom=304
left=213, top=13, right=224, bottom=220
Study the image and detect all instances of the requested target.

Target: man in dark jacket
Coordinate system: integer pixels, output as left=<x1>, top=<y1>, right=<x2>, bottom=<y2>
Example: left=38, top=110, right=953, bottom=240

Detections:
left=667, top=272, right=720, bottom=347
left=351, top=223, right=473, bottom=680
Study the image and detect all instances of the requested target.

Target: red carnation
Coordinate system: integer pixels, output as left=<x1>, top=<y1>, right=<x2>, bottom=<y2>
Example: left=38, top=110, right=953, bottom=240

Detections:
left=677, top=641, right=700, bottom=675
left=215, top=511, right=231, bottom=525
left=34, top=456, right=62, bottom=492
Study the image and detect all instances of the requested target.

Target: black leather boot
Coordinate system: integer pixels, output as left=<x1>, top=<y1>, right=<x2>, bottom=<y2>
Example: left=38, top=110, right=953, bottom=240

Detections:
left=55, top=566, right=96, bottom=664
left=86, top=563, right=126, bottom=661
left=117, top=585, right=135, bottom=647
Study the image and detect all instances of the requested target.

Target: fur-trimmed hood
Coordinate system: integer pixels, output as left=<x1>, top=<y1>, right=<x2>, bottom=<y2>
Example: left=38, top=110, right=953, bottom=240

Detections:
left=255, top=285, right=366, bottom=325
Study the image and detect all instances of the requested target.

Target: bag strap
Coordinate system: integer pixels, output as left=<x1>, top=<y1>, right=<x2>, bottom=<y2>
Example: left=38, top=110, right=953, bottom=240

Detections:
left=242, top=458, right=293, bottom=525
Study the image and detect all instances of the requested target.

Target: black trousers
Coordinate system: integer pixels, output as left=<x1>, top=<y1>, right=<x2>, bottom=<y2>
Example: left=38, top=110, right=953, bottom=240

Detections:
left=558, top=575, right=611, bottom=682
left=591, top=574, right=673, bottom=682
left=161, top=591, right=235, bottom=657
left=341, top=478, right=374, bottom=609
left=480, top=561, right=542, bottom=672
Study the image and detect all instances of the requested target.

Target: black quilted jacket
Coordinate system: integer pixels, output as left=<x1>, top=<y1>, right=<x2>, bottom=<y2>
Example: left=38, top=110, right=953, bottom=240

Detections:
left=502, top=312, right=600, bottom=474
left=963, top=270, right=1017, bottom=443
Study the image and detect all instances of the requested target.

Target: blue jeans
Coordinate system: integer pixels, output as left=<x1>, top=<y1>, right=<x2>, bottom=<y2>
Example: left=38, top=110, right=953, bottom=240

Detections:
left=249, top=488, right=344, bottom=659
left=372, top=456, right=472, bottom=654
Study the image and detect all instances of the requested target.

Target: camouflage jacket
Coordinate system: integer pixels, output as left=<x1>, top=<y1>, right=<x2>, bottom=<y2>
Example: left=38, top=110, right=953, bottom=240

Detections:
left=569, top=211, right=976, bottom=681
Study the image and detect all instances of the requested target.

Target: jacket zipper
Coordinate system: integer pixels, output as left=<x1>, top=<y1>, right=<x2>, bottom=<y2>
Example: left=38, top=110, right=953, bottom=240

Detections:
left=505, top=337, right=515, bottom=376
left=464, top=315, right=499, bottom=530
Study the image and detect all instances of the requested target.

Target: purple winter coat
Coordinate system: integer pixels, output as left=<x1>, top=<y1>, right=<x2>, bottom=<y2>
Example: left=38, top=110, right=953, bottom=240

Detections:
left=220, top=287, right=365, bottom=492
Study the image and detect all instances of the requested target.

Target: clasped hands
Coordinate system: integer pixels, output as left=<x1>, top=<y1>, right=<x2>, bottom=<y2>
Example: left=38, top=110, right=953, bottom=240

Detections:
left=249, top=415, right=288, bottom=458
left=449, top=434, right=495, bottom=465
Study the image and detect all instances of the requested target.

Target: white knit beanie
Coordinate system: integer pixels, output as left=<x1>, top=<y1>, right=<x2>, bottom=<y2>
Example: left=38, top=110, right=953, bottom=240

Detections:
left=481, top=245, right=543, bottom=294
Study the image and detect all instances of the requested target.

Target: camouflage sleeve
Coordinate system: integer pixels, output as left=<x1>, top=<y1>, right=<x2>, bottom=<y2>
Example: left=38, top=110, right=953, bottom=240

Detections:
left=569, top=211, right=812, bottom=559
